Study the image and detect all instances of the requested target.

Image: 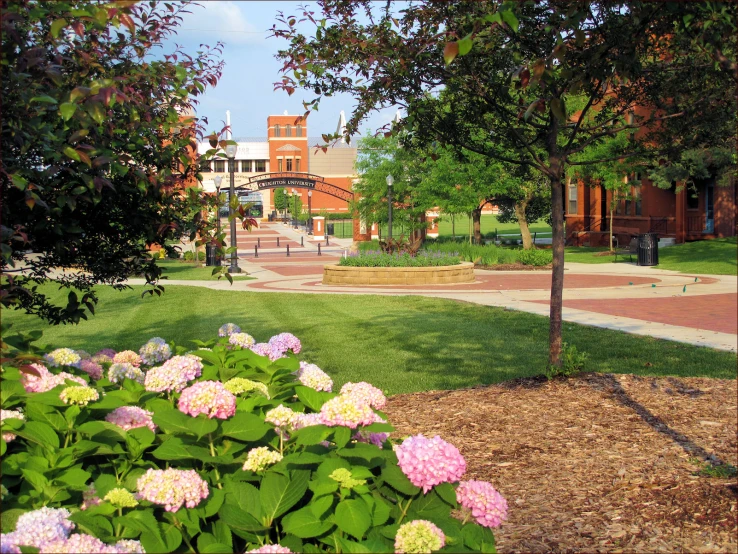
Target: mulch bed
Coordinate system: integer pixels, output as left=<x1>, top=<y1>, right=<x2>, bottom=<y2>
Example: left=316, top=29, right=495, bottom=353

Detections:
left=384, top=373, right=737, bottom=553
left=478, top=263, right=552, bottom=271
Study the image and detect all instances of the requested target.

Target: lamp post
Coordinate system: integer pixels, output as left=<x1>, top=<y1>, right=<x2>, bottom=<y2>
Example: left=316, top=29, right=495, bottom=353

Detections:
left=386, top=174, right=394, bottom=240
left=225, top=144, right=241, bottom=273
left=213, top=175, right=223, bottom=265
left=307, top=190, right=312, bottom=234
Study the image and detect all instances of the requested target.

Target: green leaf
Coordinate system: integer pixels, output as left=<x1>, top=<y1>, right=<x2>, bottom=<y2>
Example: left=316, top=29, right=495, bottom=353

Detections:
left=153, top=408, right=217, bottom=439
left=260, top=470, right=310, bottom=523
left=336, top=536, right=374, bottom=553
left=50, top=18, right=67, bottom=38
left=198, top=487, right=225, bottom=518
left=88, top=102, right=105, bottom=124
left=1, top=509, right=25, bottom=532
left=295, top=386, right=334, bottom=411
left=220, top=412, right=270, bottom=442
left=152, top=437, right=210, bottom=461
left=218, top=504, right=268, bottom=533
left=434, top=482, right=458, bottom=507
left=462, top=522, right=496, bottom=551
left=93, top=474, right=118, bottom=498
left=30, top=95, right=57, bottom=104
left=76, top=420, right=128, bottom=440
left=224, top=480, right=261, bottom=519
left=23, top=403, right=66, bottom=431
left=63, top=146, right=81, bottom=162
left=14, top=421, right=59, bottom=449
left=380, top=464, right=420, bottom=496
left=56, top=467, right=92, bottom=487
left=458, top=36, right=473, bottom=56
left=68, top=512, right=113, bottom=538
left=200, top=544, right=233, bottom=553
left=335, top=499, right=372, bottom=540
left=310, top=495, right=334, bottom=519
left=292, top=424, right=333, bottom=446
left=550, top=98, right=567, bottom=122
left=500, top=8, right=520, bottom=32
left=443, top=42, right=459, bottom=66
left=60, top=103, right=77, bottom=121
left=281, top=506, right=335, bottom=538
left=332, top=426, right=352, bottom=448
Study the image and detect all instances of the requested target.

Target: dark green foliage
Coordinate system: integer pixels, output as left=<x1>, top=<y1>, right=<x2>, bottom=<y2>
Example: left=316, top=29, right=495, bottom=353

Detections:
left=1, top=0, right=224, bottom=324
left=516, top=249, right=552, bottom=266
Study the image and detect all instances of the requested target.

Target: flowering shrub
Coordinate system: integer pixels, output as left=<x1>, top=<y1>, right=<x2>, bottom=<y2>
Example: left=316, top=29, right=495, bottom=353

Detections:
left=339, top=250, right=461, bottom=267
left=0, top=327, right=504, bottom=553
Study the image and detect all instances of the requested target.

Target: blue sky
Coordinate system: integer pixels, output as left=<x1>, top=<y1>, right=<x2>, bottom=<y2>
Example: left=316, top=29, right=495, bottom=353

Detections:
left=167, top=1, right=399, bottom=140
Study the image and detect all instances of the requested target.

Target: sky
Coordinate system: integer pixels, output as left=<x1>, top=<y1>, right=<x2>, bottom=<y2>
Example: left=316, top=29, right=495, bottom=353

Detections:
left=166, top=1, right=400, bottom=140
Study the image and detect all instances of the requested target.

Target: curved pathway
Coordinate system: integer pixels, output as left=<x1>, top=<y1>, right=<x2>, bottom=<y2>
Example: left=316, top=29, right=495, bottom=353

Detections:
left=141, top=223, right=738, bottom=353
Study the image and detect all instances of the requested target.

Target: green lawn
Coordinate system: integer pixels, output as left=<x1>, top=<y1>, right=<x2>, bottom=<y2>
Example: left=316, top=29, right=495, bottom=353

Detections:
left=437, top=214, right=552, bottom=238
left=155, top=261, right=255, bottom=281
left=3, top=286, right=734, bottom=395
left=566, top=238, right=737, bottom=275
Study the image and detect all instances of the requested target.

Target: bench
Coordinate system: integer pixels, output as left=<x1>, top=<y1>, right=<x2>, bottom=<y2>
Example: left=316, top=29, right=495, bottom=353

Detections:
left=614, top=237, right=638, bottom=263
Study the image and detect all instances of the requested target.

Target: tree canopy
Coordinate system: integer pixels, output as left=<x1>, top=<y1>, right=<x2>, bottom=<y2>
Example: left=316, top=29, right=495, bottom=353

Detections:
left=1, top=0, right=224, bottom=323
left=273, top=0, right=736, bottom=365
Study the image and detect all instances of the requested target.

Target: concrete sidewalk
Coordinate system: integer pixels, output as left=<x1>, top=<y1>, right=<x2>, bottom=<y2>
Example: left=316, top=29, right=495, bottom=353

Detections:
left=130, top=222, right=738, bottom=353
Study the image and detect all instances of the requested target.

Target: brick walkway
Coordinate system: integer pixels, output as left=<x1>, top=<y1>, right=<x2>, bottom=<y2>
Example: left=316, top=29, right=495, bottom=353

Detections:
left=531, top=294, right=737, bottom=335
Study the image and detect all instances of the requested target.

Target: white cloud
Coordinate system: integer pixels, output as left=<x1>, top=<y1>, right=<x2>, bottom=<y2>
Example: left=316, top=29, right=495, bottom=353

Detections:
left=176, top=2, right=265, bottom=46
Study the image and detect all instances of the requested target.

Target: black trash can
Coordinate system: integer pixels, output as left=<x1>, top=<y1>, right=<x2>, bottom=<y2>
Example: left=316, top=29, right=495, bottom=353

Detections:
left=205, top=244, right=219, bottom=267
left=326, top=223, right=335, bottom=236
left=637, top=233, right=659, bottom=266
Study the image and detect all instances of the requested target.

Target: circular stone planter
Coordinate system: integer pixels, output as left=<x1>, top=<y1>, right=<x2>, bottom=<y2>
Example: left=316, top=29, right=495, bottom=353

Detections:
left=322, top=262, right=475, bottom=286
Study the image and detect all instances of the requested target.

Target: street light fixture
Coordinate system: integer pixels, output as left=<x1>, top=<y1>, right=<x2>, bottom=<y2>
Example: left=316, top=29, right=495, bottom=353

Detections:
left=225, top=144, right=241, bottom=273
left=213, top=175, right=223, bottom=265
left=386, top=174, right=394, bottom=240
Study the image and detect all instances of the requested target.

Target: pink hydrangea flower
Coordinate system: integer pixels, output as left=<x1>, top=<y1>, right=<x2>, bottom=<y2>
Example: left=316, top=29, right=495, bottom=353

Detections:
left=1, top=507, right=74, bottom=549
left=80, top=484, right=102, bottom=511
left=20, top=364, right=85, bottom=393
left=218, top=323, right=241, bottom=337
left=268, top=333, right=301, bottom=356
left=394, top=520, right=445, bottom=553
left=1, top=409, right=24, bottom=442
left=229, top=332, right=256, bottom=349
left=92, top=349, right=116, bottom=364
left=40, top=533, right=119, bottom=553
left=112, top=350, right=142, bottom=367
left=319, top=395, right=376, bottom=429
left=178, top=381, right=236, bottom=419
left=248, top=546, right=292, bottom=553
left=79, top=359, right=103, bottom=380
left=113, top=540, right=145, bottom=553
left=395, top=435, right=466, bottom=493
left=249, top=342, right=283, bottom=361
left=107, top=363, right=145, bottom=385
left=138, top=337, right=172, bottom=366
left=296, top=362, right=333, bottom=392
left=456, top=480, right=508, bottom=528
left=340, top=381, right=386, bottom=409
left=292, top=411, right=323, bottom=430
left=353, top=413, right=389, bottom=448
left=136, top=468, right=209, bottom=512
left=105, top=406, right=157, bottom=433
left=144, top=355, right=202, bottom=393
left=265, top=405, right=296, bottom=428
left=44, top=348, right=81, bottom=368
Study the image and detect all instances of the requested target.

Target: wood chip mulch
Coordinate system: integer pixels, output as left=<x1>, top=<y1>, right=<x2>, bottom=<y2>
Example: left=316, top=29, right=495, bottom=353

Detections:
left=384, top=373, right=737, bottom=553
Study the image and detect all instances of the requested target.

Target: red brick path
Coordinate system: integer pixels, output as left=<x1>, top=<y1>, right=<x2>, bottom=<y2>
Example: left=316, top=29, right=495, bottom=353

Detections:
left=532, top=293, right=737, bottom=334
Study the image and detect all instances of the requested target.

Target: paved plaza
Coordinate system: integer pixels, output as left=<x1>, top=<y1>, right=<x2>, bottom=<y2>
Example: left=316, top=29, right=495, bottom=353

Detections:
left=150, top=223, right=738, bottom=353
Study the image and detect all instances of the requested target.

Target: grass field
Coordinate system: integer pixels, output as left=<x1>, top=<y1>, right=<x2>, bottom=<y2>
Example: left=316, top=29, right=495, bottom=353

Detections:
left=3, top=285, right=734, bottom=395
left=154, top=261, right=256, bottom=281
left=565, top=238, right=737, bottom=275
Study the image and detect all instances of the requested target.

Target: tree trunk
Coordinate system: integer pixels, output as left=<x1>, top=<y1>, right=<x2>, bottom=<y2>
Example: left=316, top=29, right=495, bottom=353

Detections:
left=548, top=169, right=565, bottom=368
left=609, top=207, right=614, bottom=252
left=515, top=197, right=533, bottom=249
left=452, top=214, right=455, bottom=239
left=472, top=207, right=482, bottom=245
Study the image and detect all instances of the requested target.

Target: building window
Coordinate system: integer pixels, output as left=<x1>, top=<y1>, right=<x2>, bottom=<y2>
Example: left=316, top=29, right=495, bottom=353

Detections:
left=296, top=125, right=302, bottom=137
left=285, top=124, right=292, bottom=137
left=274, top=124, right=281, bottom=137
left=295, top=158, right=301, bottom=172
left=687, top=185, right=699, bottom=209
left=277, top=158, right=283, bottom=172
left=633, top=185, right=642, bottom=216
left=199, top=159, right=211, bottom=173
left=286, top=158, right=293, bottom=171
left=254, top=160, right=266, bottom=172
left=213, top=159, right=226, bottom=173
left=240, top=160, right=252, bottom=173
left=568, top=184, right=578, bottom=214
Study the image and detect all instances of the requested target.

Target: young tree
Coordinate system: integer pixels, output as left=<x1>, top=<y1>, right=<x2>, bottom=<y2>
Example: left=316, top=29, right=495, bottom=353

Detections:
left=494, top=170, right=552, bottom=249
left=273, top=188, right=288, bottom=220
left=272, top=1, right=734, bottom=366
left=1, top=0, right=224, bottom=323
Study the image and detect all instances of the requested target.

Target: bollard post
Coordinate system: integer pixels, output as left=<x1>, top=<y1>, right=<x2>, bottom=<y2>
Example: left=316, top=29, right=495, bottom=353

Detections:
left=287, top=244, right=290, bottom=257
left=301, top=236, right=304, bottom=247
left=325, top=236, right=329, bottom=246
left=533, top=232, right=537, bottom=245
left=254, top=245, right=258, bottom=258
left=317, top=244, right=321, bottom=256
left=277, top=237, right=280, bottom=247
left=258, top=237, right=261, bottom=248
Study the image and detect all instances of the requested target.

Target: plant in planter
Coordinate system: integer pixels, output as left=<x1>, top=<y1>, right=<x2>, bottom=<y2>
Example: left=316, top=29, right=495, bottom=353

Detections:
left=1, top=326, right=507, bottom=553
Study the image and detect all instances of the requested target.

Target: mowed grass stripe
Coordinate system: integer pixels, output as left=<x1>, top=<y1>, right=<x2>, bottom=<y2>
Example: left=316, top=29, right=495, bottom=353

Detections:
left=3, top=286, right=735, bottom=395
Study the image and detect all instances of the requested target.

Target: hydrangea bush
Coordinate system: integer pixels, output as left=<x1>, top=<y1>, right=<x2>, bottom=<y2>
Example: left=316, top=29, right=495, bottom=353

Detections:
left=1, top=326, right=506, bottom=553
